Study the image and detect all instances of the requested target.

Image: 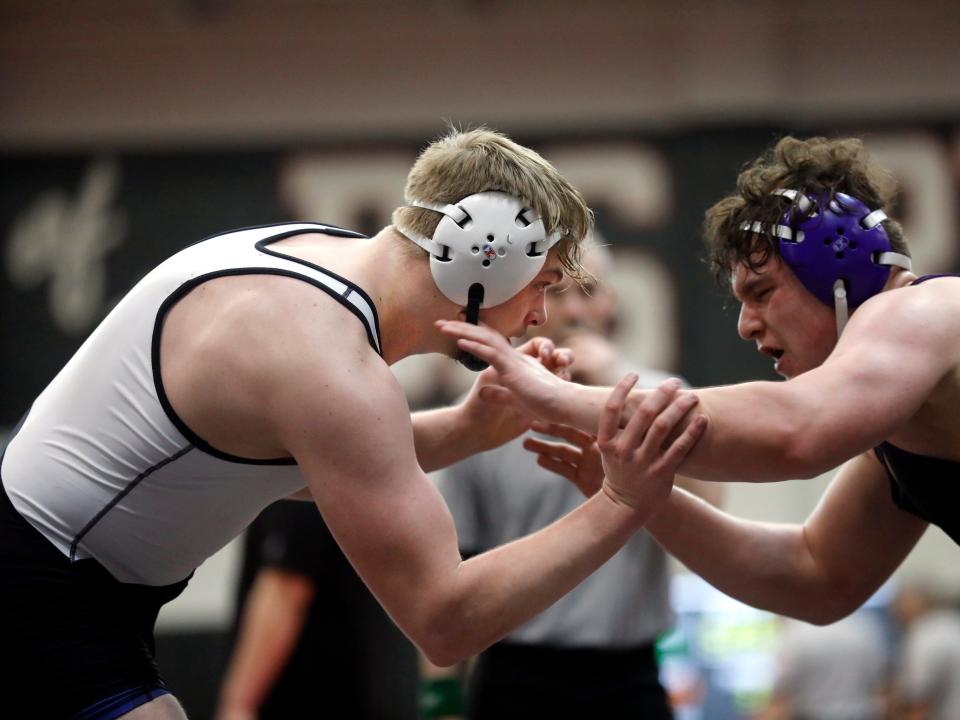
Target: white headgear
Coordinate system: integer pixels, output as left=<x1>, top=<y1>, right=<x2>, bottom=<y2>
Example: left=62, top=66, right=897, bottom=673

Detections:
left=404, top=191, right=562, bottom=309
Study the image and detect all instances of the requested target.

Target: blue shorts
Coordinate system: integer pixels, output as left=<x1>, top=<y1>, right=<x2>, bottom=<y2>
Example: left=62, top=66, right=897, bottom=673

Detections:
left=0, top=475, right=189, bottom=719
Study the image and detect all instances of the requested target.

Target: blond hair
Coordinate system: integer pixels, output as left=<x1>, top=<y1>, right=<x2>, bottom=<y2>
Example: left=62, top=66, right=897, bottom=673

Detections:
left=392, top=127, right=592, bottom=279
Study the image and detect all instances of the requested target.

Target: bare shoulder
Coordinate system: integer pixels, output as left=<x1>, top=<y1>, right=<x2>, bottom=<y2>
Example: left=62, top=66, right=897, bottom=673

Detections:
left=825, top=277, right=960, bottom=453
left=849, top=276, right=960, bottom=341
left=827, top=277, right=960, bottom=387
left=160, top=272, right=391, bottom=458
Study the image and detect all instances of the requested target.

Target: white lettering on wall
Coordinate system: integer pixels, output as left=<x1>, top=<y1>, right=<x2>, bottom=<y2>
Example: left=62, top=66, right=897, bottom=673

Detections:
left=5, top=158, right=126, bottom=334
left=869, top=132, right=956, bottom=272
left=541, top=143, right=679, bottom=371
left=279, top=152, right=412, bottom=228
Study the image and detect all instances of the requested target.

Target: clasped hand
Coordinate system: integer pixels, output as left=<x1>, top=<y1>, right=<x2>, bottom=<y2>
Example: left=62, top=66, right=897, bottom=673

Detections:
left=525, top=375, right=707, bottom=512
left=445, top=320, right=574, bottom=451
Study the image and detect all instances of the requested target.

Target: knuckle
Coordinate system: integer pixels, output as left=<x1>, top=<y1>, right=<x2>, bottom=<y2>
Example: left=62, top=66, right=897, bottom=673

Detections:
left=672, top=438, right=693, bottom=456
left=651, top=417, right=671, bottom=434
left=635, top=407, right=654, bottom=424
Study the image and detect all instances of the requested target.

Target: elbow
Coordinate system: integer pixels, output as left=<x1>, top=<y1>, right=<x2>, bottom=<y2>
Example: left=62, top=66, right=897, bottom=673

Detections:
left=780, top=430, right=834, bottom=480
left=419, top=643, right=465, bottom=669
left=790, top=578, right=872, bottom=626
left=415, top=621, right=473, bottom=668
left=799, top=600, right=857, bottom=626
left=407, top=598, right=475, bottom=668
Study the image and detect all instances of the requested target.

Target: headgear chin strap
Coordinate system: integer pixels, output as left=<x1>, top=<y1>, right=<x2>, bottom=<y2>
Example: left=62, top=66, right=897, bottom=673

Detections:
left=404, top=191, right=563, bottom=371
left=740, top=189, right=911, bottom=336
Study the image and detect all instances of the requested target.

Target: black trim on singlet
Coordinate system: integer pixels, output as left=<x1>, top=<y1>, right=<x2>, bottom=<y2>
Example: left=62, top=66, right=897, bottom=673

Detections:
left=153, top=265, right=381, bottom=466
left=254, top=232, right=382, bottom=355
left=181, top=222, right=381, bottom=353
left=0, top=408, right=32, bottom=480
left=69, top=444, right=195, bottom=561
left=911, top=273, right=959, bottom=285
left=183, top=220, right=366, bottom=249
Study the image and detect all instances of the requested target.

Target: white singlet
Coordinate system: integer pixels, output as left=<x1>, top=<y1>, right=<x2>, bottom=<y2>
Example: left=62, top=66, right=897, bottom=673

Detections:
left=1, top=222, right=381, bottom=586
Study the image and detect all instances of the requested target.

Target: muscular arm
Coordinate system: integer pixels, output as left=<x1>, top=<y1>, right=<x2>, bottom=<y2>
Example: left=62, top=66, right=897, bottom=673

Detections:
left=674, top=474, right=725, bottom=508
left=646, top=452, right=928, bottom=622
left=446, top=285, right=956, bottom=481
left=268, top=346, right=664, bottom=667
left=597, top=291, right=949, bottom=480
left=410, top=405, right=490, bottom=473
left=411, top=337, right=572, bottom=473
left=217, top=569, right=315, bottom=720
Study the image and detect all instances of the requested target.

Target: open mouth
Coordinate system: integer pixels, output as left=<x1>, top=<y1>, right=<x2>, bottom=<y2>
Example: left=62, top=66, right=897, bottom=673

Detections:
left=759, top=346, right=784, bottom=361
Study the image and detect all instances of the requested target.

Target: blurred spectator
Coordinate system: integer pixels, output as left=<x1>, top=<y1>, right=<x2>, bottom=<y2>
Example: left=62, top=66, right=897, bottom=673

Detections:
left=890, top=583, right=960, bottom=720
left=425, top=243, right=724, bottom=719
left=756, top=613, right=889, bottom=720
left=216, top=500, right=418, bottom=720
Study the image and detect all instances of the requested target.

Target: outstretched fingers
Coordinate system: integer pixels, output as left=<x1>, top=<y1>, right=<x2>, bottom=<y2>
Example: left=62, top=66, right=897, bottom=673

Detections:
left=436, top=320, right=511, bottom=349
left=634, top=391, right=699, bottom=465
left=597, top=373, right=639, bottom=447
left=525, top=435, right=601, bottom=497
left=436, top=320, right=506, bottom=363
left=596, top=376, right=707, bottom=513
left=523, top=436, right=584, bottom=466
left=654, top=414, right=708, bottom=474
left=530, top=420, right=595, bottom=449
left=526, top=337, right=574, bottom=380
left=616, top=378, right=683, bottom=455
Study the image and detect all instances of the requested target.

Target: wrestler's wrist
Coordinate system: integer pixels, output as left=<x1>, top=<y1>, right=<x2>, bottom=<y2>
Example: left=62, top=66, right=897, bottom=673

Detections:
left=552, top=381, right=597, bottom=428
left=599, top=481, right=651, bottom=529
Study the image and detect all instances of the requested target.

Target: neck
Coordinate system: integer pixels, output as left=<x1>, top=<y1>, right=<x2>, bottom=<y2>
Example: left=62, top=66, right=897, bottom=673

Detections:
left=362, top=227, right=461, bottom=364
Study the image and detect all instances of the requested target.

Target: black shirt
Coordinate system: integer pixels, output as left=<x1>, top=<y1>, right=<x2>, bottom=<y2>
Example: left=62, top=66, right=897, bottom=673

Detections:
left=232, top=500, right=418, bottom=719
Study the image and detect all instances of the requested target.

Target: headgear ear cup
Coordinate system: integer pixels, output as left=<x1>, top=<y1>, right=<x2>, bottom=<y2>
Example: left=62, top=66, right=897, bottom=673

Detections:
left=405, top=191, right=563, bottom=371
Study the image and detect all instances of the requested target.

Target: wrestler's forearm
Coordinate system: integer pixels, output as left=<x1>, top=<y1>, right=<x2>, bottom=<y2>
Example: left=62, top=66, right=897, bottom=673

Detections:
left=556, top=379, right=864, bottom=482
left=673, top=382, right=817, bottom=482
left=410, top=406, right=483, bottom=472
left=647, top=489, right=846, bottom=623
left=550, top=382, right=615, bottom=430
left=548, top=383, right=812, bottom=482
left=423, top=491, right=648, bottom=664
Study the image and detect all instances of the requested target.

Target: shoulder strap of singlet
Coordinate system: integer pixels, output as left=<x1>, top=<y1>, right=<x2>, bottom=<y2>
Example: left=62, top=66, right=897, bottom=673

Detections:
left=911, top=273, right=960, bottom=286
left=253, top=225, right=382, bottom=356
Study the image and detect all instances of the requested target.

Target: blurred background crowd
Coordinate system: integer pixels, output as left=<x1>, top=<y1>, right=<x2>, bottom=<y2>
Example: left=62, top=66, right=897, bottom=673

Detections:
left=3, top=1, right=960, bottom=718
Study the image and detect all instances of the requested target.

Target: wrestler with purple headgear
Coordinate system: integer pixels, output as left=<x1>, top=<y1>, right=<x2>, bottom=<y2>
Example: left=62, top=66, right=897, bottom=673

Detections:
left=437, top=135, right=960, bottom=625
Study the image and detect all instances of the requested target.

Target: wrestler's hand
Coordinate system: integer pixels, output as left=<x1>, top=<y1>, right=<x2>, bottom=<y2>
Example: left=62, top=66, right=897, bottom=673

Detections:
left=436, top=320, right=572, bottom=422
left=523, top=422, right=605, bottom=497
left=525, top=376, right=706, bottom=509
left=457, top=335, right=574, bottom=452
left=597, top=375, right=707, bottom=511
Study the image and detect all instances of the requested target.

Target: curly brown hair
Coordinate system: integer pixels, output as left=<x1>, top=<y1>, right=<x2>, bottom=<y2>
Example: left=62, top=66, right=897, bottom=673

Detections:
left=703, top=136, right=909, bottom=292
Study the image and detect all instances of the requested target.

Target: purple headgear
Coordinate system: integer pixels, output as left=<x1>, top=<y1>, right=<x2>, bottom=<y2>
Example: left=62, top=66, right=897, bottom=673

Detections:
left=741, top=189, right=911, bottom=335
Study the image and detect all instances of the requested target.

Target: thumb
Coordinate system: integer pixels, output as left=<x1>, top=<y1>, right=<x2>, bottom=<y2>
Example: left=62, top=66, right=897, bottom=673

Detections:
left=478, top=385, right=515, bottom=406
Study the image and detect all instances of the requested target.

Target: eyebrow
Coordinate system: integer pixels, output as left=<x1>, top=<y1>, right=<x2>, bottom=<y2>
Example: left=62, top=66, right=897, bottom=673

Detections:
left=542, top=268, right=564, bottom=283
left=735, top=275, right=768, bottom=300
